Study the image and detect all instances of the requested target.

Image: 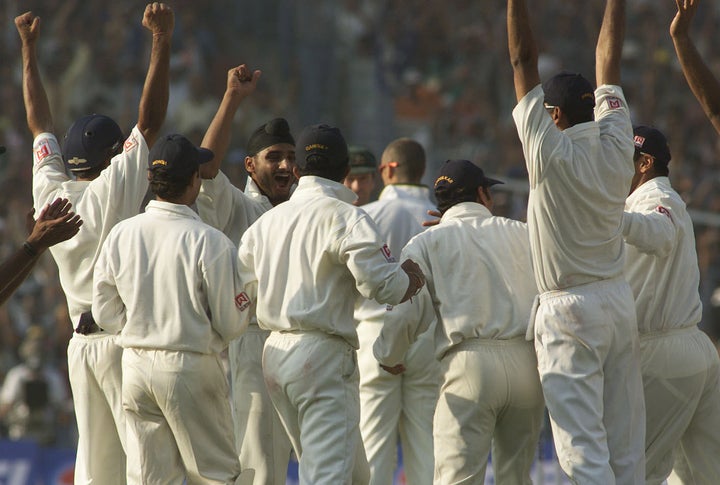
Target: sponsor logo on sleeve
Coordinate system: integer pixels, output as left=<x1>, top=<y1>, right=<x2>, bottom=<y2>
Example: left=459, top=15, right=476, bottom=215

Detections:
left=235, top=292, right=251, bottom=311
left=656, top=205, right=672, bottom=220
left=607, top=97, right=622, bottom=109
left=381, top=244, right=396, bottom=263
left=124, top=134, right=137, bottom=152
left=35, top=141, right=51, bottom=161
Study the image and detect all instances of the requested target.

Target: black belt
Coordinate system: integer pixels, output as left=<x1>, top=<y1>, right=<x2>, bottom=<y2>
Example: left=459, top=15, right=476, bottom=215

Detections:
left=75, top=311, right=104, bottom=335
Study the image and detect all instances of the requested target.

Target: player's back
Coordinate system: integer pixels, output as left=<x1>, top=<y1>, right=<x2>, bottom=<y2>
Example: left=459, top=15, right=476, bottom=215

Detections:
left=413, top=203, right=537, bottom=345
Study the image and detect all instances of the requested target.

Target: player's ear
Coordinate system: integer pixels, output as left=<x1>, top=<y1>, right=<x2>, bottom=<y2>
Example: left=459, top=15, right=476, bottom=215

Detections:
left=477, top=185, right=493, bottom=211
left=639, top=155, right=654, bottom=174
left=245, top=156, right=255, bottom=174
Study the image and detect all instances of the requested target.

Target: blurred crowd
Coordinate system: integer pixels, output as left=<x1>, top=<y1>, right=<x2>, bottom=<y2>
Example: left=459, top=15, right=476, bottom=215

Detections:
left=0, top=0, right=718, bottom=446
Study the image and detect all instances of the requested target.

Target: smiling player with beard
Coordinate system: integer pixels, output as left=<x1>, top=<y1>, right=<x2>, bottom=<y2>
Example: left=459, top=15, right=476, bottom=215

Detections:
left=195, top=106, right=298, bottom=482
left=244, top=118, right=296, bottom=208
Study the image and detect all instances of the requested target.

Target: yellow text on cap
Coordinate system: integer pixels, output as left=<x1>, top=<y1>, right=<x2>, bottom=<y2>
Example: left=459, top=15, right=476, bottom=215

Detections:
left=305, top=143, right=328, bottom=151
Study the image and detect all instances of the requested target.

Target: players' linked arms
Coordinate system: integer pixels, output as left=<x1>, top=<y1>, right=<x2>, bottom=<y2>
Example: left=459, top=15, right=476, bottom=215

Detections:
left=400, top=259, right=426, bottom=303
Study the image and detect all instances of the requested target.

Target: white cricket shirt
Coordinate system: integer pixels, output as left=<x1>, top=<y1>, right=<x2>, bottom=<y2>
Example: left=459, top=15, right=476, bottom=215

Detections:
left=512, top=84, right=634, bottom=292
left=374, top=202, right=538, bottom=363
left=373, top=184, right=436, bottom=227
left=92, top=200, right=250, bottom=354
left=196, top=171, right=269, bottom=246
left=31, top=127, right=149, bottom=327
left=623, top=177, right=702, bottom=333
left=237, top=176, right=411, bottom=348
left=354, top=191, right=424, bottom=324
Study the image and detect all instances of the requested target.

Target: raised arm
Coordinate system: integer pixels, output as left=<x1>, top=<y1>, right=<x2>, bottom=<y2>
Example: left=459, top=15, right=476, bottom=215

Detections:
left=507, top=0, right=541, bottom=102
left=136, top=3, right=174, bottom=148
left=595, top=0, right=626, bottom=87
left=0, top=199, right=82, bottom=306
left=671, top=0, right=720, bottom=134
left=199, top=64, right=261, bottom=179
left=16, top=12, right=53, bottom=138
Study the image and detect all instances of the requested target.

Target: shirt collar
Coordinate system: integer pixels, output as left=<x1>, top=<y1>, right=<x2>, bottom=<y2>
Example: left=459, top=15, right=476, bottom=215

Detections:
left=626, top=176, right=671, bottom=204
left=378, top=184, right=431, bottom=201
left=292, top=176, right=358, bottom=204
left=441, top=201, right=492, bottom=222
left=146, top=199, right=202, bottom=221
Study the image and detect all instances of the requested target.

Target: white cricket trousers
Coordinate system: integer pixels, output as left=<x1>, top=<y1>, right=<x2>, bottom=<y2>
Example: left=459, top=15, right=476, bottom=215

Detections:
left=263, top=331, right=370, bottom=485
left=433, top=337, right=544, bottom=485
left=67, top=333, right=126, bottom=485
left=641, top=325, right=720, bottom=485
left=229, top=325, right=292, bottom=485
left=358, top=320, right=438, bottom=485
left=122, top=348, right=241, bottom=485
left=533, top=276, right=646, bottom=485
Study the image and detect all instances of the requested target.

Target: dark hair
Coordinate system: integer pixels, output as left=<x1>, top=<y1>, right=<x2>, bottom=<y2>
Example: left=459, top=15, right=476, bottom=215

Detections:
left=297, top=154, right=348, bottom=182
left=435, top=186, right=480, bottom=214
left=564, top=105, right=594, bottom=126
left=149, top=165, right=196, bottom=200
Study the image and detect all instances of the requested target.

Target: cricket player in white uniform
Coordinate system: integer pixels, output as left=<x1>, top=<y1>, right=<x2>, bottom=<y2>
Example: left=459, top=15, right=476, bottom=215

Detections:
left=16, top=5, right=173, bottom=484
left=93, top=134, right=252, bottom=484
left=198, top=110, right=296, bottom=484
left=507, top=0, right=645, bottom=483
left=237, top=124, right=426, bottom=485
left=623, top=126, right=720, bottom=485
left=374, top=159, right=544, bottom=484
left=353, top=138, right=439, bottom=485
left=344, top=146, right=378, bottom=207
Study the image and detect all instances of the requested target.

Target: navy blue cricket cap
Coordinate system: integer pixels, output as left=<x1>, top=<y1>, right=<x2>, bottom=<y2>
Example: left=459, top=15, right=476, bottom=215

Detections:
left=434, top=159, right=503, bottom=193
left=247, top=118, right=295, bottom=156
left=633, top=125, right=671, bottom=166
left=543, top=72, right=596, bottom=113
left=296, top=124, right=348, bottom=169
left=148, top=134, right=214, bottom=178
left=62, top=114, right=124, bottom=172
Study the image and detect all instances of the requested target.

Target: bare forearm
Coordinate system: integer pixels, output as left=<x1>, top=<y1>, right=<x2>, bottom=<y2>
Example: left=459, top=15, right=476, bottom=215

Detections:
left=672, top=35, right=720, bottom=133
left=22, top=42, right=53, bottom=137
left=507, top=0, right=540, bottom=101
left=0, top=245, right=42, bottom=306
left=596, top=0, right=625, bottom=86
left=199, top=92, right=245, bottom=179
left=137, top=33, right=171, bottom=147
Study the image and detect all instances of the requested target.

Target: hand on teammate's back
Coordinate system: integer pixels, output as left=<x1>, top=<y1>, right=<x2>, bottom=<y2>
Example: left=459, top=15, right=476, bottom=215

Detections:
left=400, top=259, right=425, bottom=302
left=422, top=209, right=442, bottom=227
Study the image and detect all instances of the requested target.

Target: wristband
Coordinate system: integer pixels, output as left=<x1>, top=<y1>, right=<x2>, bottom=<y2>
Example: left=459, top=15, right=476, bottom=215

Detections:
left=23, top=241, right=38, bottom=257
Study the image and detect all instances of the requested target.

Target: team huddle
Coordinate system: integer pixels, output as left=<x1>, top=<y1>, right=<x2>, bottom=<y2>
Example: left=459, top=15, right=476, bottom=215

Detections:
left=12, top=0, right=720, bottom=484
